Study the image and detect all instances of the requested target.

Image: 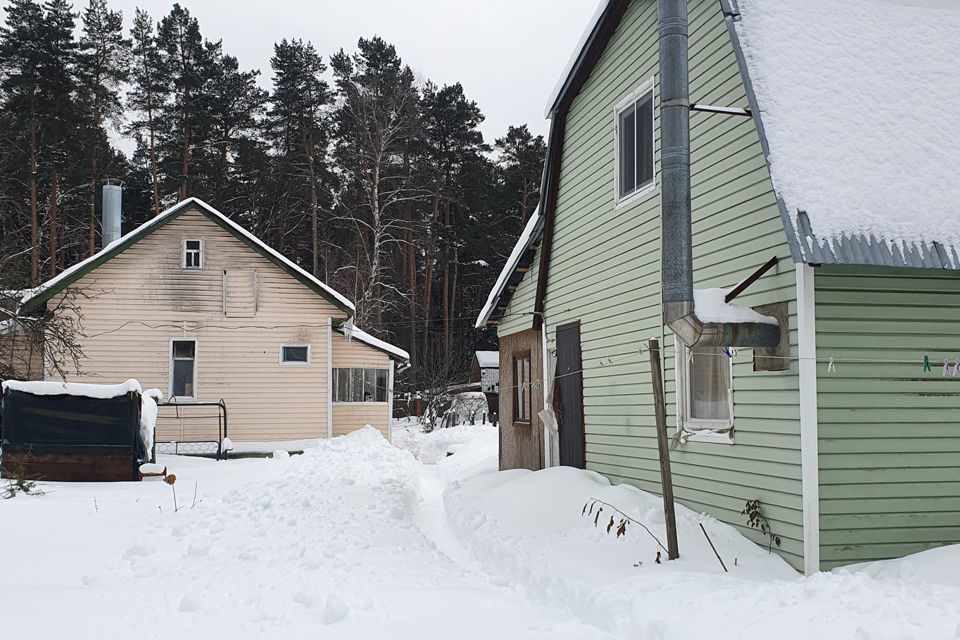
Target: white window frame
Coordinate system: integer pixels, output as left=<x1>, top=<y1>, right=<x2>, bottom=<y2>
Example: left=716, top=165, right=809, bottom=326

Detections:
left=169, top=338, right=198, bottom=402
left=331, top=367, right=390, bottom=405
left=183, top=239, right=203, bottom=270
left=279, top=343, right=311, bottom=366
left=613, top=78, right=657, bottom=209
left=675, top=341, right=735, bottom=444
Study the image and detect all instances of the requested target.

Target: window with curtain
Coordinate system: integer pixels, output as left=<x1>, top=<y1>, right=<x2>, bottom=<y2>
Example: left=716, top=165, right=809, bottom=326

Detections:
left=680, top=346, right=733, bottom=432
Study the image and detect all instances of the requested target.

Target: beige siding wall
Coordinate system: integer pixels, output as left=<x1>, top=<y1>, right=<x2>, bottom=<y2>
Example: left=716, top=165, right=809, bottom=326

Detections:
left=331, top=332, right=391, bottom=438
left=49, top=206, right=376, bottom=443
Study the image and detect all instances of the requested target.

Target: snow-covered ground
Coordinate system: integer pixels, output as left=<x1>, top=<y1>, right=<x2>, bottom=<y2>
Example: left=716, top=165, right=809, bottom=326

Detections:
left=3, top=422, right=959, bottom=639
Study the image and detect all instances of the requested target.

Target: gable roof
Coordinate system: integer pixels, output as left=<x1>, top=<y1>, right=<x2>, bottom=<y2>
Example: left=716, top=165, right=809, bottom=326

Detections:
left=479, top=0, right=960, bottom=329
left=21, top=198, right=356, bottom=314
left=730, top=0, right=960, bottom=268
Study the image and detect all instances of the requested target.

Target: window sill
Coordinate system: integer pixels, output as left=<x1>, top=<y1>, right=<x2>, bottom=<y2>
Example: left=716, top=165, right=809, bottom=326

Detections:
left=332, top=402, right=389, bottom=406
left=615, top=181, right=657, bottom=211
left=280, top=362, right=311, bottom=367
left=678, top=427, right=734, bottom=445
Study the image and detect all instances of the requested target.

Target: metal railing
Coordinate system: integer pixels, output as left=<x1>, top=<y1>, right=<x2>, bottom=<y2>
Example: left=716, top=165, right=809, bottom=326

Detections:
left=154, top=399, right=228, bottom=460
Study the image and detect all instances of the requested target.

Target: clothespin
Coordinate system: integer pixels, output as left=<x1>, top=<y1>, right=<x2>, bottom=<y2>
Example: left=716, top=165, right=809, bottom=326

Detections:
left=953, top=359, right=959, bottom=377
left=723, top=347, right=733, bottom=358
left=923, top=355, right=932, bottom=373
left=945, top=358, right=951, bottom=377
left=827, top=357, right=836, bottom=373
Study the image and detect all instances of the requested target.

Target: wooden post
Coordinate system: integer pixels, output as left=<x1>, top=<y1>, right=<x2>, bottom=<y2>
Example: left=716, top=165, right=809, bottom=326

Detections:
left=649, top=338, right=680, bottom=560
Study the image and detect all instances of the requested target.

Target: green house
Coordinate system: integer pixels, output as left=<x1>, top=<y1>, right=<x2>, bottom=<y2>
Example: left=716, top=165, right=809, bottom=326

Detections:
left=476, top=0, right=960, bottom=574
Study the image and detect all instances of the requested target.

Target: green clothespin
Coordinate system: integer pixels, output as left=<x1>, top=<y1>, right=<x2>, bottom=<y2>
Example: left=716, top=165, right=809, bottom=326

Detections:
left=923, top=355, right=932, bottom=373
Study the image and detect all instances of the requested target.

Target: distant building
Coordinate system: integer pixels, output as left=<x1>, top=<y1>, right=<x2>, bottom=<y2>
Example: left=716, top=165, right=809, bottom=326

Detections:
left=18, top=197, right=408, bottom=444
left=470, top=350, right=499, bottom=416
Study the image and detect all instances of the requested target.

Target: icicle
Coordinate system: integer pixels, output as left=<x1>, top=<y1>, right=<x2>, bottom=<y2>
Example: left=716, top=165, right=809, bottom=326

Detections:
left=923, top=355, right=932, bottom=373
left=827, top=357, right=836, bottom=373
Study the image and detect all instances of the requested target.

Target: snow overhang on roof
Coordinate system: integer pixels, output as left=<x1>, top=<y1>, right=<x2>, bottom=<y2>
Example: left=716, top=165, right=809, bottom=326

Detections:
left=728, top=0, right=960, bottom=269
left=337, top=324, right=410, bottom=364
left=474, top=351, right=499, bottom=368
left=475, top=210, right=544, bottom=328
left=20, top=198, right=357, bottom=314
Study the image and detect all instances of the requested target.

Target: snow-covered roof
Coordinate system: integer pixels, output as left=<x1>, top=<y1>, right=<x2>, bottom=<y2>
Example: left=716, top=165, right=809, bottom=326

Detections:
left=341, top=325, right=410, bottom=363
left=732, top=0, right=960, bottom=267
left=475, top=210, right=542, bottom=328
left=544, top=0, right=609, bottom=118
left=3, top=378, right=142, bottom=399
left=474, top=351, right=499, bottom=369
left=21, top=198, right=356, bottom=313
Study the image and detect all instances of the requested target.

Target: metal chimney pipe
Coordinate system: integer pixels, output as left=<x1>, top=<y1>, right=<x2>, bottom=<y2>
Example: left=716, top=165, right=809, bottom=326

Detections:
left=102, top=179, right=122, bottom=247
left=658, top=0, right=779, bottom=348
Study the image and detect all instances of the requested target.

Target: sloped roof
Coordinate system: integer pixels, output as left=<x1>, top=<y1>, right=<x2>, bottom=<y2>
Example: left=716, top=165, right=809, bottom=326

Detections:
left=21, top=198, right=356, bottom=314
left=337, top=325, right=410, bottom=363
left=475, top=210, right=543, bottom=328
left=732, top=0, right=960, bottom=268
left=474, top=350, right=499, bottom=368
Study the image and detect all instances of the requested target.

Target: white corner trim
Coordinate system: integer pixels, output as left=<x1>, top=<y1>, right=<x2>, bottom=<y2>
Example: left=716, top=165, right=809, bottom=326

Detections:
left=541, top=319, right=552, bottom=469
left=796, top=263, right=821, bottom=575
left=326, top=318, right=334, bottom=439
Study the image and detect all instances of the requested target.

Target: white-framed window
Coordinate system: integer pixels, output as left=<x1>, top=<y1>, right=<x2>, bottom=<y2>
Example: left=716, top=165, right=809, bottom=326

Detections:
left=614, top=80, right=655, bottom=206
left=280, top=344, right=310, bottom=365
left=183, top=239, right=203, bottom=269
left=676, top=344, right=734, bottom=443
left=332, top=367, right=388, bottom=403
left=170, top=339, right=198, bottom=400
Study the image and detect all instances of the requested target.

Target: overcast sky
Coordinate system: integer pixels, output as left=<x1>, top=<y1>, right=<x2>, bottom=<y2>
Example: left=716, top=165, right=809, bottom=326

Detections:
left=64, top=0, right=599, bottom=153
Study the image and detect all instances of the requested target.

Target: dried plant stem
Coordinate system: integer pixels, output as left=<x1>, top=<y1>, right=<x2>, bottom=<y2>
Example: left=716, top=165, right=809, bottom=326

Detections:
left=699, top=522, right=727, bottom=572
left=587, top=498, right=669, bottom=554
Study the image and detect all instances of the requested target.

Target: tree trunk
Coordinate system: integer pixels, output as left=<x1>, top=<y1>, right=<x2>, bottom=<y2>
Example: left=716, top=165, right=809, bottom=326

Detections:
left=406, top=205, right=417, bottom=367
left=88, top=153, right=98, bottom=255
left=442, top=199, right=451, bottom=354
left=422, top=195, right=440, bottom=328
left=29, top=124, right=39, bottom=286
left=303, top=120, right=319, bottom=276
left=149, top=108, right=160, bottom=215
left=179, top=92, right=191, bottom=200
left=451, top=245, right=459, bottom=352
left=49, top=169, right=59, bottom=279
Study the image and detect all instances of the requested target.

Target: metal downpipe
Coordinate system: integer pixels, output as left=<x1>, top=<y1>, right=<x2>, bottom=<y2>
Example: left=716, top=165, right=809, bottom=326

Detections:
left=657, top=0, right=779, bottom=349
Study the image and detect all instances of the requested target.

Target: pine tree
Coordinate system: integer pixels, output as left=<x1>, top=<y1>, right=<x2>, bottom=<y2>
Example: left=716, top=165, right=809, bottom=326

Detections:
left=156, top=3, right=206, bottom=200
left=269, top=38, right=331, bottom=276
left=196, top=50, right=266, bottom=210
left=127, top=9, right=167, bottom=216
left=77, top=0, right=130, bottom=254
left=38, top=0, right=79, bottom=277
left=495, top=124, right=545, bottom=231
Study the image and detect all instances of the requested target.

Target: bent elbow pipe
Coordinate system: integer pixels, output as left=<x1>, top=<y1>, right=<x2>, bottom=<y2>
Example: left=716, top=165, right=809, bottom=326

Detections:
left=658, top=0, right=780, bottom=350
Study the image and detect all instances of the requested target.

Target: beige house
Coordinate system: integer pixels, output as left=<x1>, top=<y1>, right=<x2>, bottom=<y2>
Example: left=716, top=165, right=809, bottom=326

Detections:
left=19, top=197, right=408, bottom=444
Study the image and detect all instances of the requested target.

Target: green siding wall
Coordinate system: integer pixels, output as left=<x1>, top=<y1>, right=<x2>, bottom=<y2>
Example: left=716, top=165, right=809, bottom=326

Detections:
left=816, top=265, right=960, bottom=569
left=540, top=0, right=805, bottom=569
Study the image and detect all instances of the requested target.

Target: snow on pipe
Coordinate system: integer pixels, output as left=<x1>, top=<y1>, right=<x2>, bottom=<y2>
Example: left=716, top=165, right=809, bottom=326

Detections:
left=658, top=0, right=779, bottom=349
left=102, top=178, right=123, bottom=247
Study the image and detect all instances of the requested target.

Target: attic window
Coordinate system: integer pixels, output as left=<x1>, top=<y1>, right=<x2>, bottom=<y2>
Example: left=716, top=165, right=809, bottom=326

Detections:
left=615, top=81, right=655, bottom=204
left=183, top=239, right=202, bottom=269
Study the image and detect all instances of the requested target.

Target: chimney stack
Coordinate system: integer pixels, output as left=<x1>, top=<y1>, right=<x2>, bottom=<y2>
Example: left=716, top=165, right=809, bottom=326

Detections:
left=102, top=179, right=122, bottom=247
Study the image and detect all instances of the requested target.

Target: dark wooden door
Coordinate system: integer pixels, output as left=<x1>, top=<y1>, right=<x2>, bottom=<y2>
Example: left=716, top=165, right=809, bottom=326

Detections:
left=556, top=321, right=585, bottom=468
